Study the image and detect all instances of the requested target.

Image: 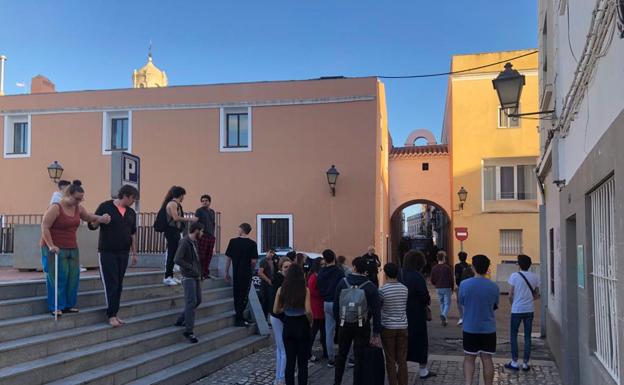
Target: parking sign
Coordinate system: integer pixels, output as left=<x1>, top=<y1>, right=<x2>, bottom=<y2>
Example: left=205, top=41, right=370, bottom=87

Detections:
left=111, top=151, right=140, bottom=198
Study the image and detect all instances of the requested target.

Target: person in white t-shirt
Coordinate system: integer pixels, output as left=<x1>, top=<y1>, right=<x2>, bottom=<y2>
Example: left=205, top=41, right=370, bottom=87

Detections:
left=50, top=180, right=71, bottom=205
left=505, top=254, right=540, bottom=372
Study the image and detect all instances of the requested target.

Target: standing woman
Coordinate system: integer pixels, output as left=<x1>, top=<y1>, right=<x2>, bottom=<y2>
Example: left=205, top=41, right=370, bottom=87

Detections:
left=270, top=257, right=292, bottom=385
left=258, top=249, right=276, bottom=319
left=399, top=250, right=436, bottom=380
left=162, top=186, right=197, bottom=286
left=273, top=264, right=312, bottom=385
left=307, top=258, right=328, bottom=362
left=41, top=180, right=111, bottom=317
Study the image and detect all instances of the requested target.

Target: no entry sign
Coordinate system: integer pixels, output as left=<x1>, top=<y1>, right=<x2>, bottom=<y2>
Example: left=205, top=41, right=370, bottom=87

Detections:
left=455, top=227, right=468, bottom=241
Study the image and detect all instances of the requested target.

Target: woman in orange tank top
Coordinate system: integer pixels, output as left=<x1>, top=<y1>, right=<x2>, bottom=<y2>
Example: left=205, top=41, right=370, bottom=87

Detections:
left=41, top=180, right=111, bottom=317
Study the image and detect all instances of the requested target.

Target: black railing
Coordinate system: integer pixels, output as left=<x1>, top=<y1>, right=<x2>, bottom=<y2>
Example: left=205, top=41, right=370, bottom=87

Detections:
left=0, top=212, right=221, bottom=255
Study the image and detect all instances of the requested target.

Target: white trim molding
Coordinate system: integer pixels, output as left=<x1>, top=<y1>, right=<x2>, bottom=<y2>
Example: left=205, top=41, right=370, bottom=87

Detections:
left=3, top=114, right=31, bottom=158
left=220, top=106, right=252, bottom=152
left=102, top=110, right=132, bottom=155
left=256, top=214, right=294, bottom=254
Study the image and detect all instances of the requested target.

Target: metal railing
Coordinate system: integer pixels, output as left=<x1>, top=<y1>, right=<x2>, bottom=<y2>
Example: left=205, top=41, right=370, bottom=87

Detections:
left=0, top=212, right=221, bottom=255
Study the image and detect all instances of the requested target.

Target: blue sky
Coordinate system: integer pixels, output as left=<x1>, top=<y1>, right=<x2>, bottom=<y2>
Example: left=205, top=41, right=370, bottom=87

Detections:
left=0, top=0, right=536, bottom=142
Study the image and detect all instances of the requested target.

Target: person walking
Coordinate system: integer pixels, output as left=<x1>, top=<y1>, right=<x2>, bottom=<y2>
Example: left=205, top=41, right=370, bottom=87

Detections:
left=41, top=180, right=111, bottom=316
left=173, top=222, right=205, bottom=343
left=307, top=258, right=328, bottom=362
left=194, top=194, right=216, bottom=279
left=258, top=249, right=277, bottom=320
left=430, top=250, right=453, bottom=326
left=224, top=223, right=259, bottom=327
left=505, top=254, right=540, bottom=372
left=270, top=257, right=292, bottom=385
left=49, top=179, right=70, bottom=205
left=273, top=264, right=312, bottom=385
left=361, top=246, right=381, bottom=287
left=88, top=185, right=139, bottom=327
left=454, top=251, right=473, bottom=326
left=399, top=250, right=436, bottom=380
left=379, top=263, right=409, bottom=385
left=316, top=249, right=345, bottom=367
left=161, top=186, right=197, bottom=286
left=459, top=254, right=499, bottom=385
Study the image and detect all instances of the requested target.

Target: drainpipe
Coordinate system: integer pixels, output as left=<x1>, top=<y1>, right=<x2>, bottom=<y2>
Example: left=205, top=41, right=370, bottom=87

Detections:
left=0, top=55, right=6, bottom=96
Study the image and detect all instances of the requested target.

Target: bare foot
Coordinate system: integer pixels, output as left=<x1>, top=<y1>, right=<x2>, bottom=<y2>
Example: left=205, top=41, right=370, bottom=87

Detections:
left=109, top=317, right=122, bottom=327
left=115, top=316, right=125, bottom=324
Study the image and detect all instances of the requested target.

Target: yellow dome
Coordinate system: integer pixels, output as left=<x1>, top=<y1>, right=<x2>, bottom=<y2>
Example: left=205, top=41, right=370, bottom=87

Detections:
left=132, top=54, right=168, bottom=88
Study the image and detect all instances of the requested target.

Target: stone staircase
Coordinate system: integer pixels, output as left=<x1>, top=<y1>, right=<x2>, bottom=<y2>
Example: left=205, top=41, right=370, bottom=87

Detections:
left=0, top=271, right=269, bottom=385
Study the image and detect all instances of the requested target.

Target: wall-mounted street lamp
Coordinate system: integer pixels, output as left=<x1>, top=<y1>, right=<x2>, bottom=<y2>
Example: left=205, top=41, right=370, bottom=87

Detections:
left=47, top=161, right=64, bottom=183
left=492, top=62, right=554, bottom=118
left=326, top=165, right=340, bottom=196
left=458, top=186, right=468, bottom=210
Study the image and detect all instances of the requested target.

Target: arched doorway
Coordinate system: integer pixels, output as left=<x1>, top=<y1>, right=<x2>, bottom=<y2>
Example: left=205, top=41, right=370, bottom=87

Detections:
left=390, top=199, right=451, bottom=274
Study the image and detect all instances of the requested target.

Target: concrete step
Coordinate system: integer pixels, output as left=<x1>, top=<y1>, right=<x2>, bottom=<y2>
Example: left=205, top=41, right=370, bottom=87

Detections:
left=125, top=335, right=270, bottom=385
left=0, top=277, right=228, bottom=319
left=0, top=270, right=171, bottom=301
left=0, top=286, right=232, bottom=343
left=0, top=297, right=235, bottom=369
left=0, top=312, right=250, bottom=385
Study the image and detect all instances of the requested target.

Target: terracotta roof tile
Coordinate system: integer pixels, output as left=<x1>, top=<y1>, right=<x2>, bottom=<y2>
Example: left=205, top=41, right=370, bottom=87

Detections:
left=389, top=144, right=449, bottom=158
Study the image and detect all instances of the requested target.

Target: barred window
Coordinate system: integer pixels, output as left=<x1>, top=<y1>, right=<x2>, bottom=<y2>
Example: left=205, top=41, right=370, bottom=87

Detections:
left=500, top=229, right=522, bottom=255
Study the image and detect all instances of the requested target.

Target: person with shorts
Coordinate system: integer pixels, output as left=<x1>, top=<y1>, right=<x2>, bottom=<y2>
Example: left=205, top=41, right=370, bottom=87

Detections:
left=459, top=254, right=499, bottom=385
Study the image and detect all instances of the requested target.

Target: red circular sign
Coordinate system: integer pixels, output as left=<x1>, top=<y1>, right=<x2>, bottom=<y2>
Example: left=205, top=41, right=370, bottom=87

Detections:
left=455, top=227, right=468, bottom=241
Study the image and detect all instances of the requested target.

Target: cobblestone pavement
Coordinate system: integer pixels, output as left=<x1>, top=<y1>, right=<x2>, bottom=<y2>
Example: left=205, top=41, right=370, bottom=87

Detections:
left=194, top=290, right=562, bottom=385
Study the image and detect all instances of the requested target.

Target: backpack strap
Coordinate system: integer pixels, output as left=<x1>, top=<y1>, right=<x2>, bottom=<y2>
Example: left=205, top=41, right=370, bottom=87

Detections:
left=517, top=272, right=535, bottom=295
left=358, top=280, right=373, bottom=289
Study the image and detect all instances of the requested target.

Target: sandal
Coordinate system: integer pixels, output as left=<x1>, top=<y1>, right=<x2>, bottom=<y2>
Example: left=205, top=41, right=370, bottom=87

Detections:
left=51, top=310, right=62, bottom=317
left=63, top=308, right=80, bottom=313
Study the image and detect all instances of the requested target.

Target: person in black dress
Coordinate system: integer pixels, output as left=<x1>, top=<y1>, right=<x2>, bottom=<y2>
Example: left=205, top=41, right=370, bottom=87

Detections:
left=399, top=250, right=436, bottom=380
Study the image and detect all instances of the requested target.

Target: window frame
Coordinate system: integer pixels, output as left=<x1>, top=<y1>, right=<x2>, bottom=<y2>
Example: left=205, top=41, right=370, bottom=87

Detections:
left=499, top=229, right=523, bottom=256
left=256, top=214, right=293, bottom=254
left=483, top=164, right=537, bottom=201
left=102, top=111, right=132, bottom=155
left=498, top=105, right=520, bottom=128
left=220, top=107, right=252, bottom=152
left=3, top=114, right=31, bottom=158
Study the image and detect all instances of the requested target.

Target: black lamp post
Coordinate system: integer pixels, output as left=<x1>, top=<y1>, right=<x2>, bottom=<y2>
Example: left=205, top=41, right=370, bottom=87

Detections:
left=326, top=165, right=339, bottom=196
left=458, top=186, right=468, bottom=210
left=47, top=161, right=64, bottom=183
left=493, top=62, right=554, bottom=118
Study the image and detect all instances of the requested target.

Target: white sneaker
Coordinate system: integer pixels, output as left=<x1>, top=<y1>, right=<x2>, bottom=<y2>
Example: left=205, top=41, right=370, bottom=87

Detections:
left=173, top=277, right=182, bottom=284
left=163, top=278, right=178, bottom=286
left=457, top=318, right=463, bottom=326
left=80, top=265, right=87, bottom=272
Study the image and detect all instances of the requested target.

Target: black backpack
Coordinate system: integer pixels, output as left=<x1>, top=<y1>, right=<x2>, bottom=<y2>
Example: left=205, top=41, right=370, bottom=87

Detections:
left=153, top=206, right=169, bottom=233
left=460, top=264, right=475, bottom=282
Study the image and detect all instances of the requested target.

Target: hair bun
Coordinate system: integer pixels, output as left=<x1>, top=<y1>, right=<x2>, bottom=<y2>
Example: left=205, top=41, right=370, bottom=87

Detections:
left=72, top=180, right=82, bottom=186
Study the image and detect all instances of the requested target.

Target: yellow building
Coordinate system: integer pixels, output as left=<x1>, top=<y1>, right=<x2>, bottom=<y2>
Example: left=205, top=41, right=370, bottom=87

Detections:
left=442, top=50, right=539, bottom=276
left=132, top=50, right=168, bottom=88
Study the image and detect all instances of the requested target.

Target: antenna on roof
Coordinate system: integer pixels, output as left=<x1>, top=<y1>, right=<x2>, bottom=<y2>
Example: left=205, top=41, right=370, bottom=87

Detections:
left=148, top=40, right=153, bottom=61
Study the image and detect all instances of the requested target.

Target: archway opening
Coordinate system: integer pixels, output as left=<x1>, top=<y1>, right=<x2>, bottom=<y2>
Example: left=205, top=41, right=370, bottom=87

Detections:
left=413, top=137, right=429, bottom=146
left=390, top=200, right=451, bottom=276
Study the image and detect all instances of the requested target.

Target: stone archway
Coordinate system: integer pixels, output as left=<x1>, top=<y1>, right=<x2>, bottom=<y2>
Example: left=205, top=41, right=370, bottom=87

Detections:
left=404, top=129, right=437, bottom=146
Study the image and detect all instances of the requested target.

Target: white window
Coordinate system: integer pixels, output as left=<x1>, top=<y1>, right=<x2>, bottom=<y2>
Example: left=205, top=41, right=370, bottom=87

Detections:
left=498, top=106, right=520, bottom=128
left=220, top=107, right=252, bottom=152
left=102, top=111, right=132, bottom=154
left=483, top=164, right=537, bottom=201
left=590, top=177, right=620, bottom=383
left=500, top=229, right=522, bottom=255
left=3, top=115, right=31, bottom=158
left=256, top=214, right=293, bottom=253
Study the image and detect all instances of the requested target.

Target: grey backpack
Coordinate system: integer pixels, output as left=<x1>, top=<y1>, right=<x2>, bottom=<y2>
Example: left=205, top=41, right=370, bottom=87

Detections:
left=339, top=278, right=372, bottom=327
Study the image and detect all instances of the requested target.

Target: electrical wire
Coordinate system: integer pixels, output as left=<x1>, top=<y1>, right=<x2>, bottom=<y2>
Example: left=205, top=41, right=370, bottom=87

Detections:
left=376, top=50, right=538, bottom=79
left=567, top=1, right=579, bottom=62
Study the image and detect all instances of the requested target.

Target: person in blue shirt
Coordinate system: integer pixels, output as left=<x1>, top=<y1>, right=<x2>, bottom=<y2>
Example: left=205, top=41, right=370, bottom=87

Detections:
left=459, top=254, right=499, bottom=385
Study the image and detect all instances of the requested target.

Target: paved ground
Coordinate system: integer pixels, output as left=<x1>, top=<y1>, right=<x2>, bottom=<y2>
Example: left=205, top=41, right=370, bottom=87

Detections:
left=195, top=289, right=562, bottom=385
left=0, top=266, right=159, bottom=282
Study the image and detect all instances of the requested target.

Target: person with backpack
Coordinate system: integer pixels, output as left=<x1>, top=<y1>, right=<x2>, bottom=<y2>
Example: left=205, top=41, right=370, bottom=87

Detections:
left=430, top=250, right=453, bottom=327
left=379, top=263, right=409, bottom=385
left=332, top=256, right=382, bottom=385
left=361, top=246, right=381, bottom=287
left=88, top=185, right=139, bottom=327
left=504, top=254, right=540, bottom=372
left=155, top=186, right=197, bottom=286
left=316, top=249, right=345, bottom=367
left=273, top=263, right=312, bottom=385
left=454, top=251, right=473, bottom=326
left=194, top=194, right=216, bottom=279
left=399, top=250, right=436, bottom=380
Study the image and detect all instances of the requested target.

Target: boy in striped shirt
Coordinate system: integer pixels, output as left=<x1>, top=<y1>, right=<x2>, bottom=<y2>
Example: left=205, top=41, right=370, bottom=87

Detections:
left=379, top=263, right=409, bottom=385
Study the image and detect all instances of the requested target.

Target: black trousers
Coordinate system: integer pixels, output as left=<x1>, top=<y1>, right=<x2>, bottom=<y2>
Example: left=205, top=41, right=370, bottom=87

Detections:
left=309, top=318, right=328, bottom=358
left=99, top=251, right=129, bottom=318
left=283, top=315, right=311, bottom=385
left=334, top=323, right=371, bottom=385
left=164, top=229, right=180, bottom=278
left=177, top=278, right=202, bottom=333
left=233, top=273, right=251, bottom=323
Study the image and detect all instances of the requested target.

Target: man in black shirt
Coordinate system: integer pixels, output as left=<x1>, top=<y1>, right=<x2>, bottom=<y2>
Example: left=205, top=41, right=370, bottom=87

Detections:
left=195, top=195, right=216, bottom=279
left=225, top=223, right=259, bottom=327
left=88, top=185, right=138, bottom=328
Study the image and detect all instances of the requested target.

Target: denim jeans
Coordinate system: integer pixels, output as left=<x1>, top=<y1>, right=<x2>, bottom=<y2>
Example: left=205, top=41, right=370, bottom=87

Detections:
left=270, top=315, right=286, bottom=384
left=42, top=246, right=80, bottom=312
left=323, top=301, right=336, bottom=360
left=510, top=312, right=534, bottom=363
left=437, top=288, right=452, bottom=318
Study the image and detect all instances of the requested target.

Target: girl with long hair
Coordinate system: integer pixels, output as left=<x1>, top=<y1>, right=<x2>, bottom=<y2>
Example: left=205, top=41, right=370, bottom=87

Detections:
left=273, top=263, right=312, bottom=385
left=269, top=257, right=292, bottom=385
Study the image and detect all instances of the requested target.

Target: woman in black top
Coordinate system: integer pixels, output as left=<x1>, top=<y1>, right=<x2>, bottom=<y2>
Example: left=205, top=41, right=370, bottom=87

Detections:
left=270, top=257, right=292, bottom=385
left=162, top=186, right=197, bottom=286
left=258, top=249, right=277, bottom=319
